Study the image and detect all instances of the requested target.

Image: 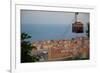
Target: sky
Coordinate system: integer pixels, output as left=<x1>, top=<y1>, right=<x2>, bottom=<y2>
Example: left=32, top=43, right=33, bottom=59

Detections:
left=21, top=10, right=90, bottom=41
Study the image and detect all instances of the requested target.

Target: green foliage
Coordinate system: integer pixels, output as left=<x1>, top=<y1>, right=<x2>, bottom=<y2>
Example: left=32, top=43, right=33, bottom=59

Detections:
left=21, top=32, right=39, bottom=63
left=21, top=33, right=31, bottom=40
left=86, top=22, right=90, bottom=38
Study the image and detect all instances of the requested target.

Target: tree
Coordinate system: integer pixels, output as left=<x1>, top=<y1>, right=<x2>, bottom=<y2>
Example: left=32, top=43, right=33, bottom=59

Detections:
left=21, top=32, right=39, bottom=63
left=86, top=22, right=90, bottom=38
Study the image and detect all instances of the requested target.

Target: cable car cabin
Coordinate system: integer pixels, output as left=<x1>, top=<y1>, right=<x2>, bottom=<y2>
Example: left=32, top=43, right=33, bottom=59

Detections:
left=72, top=22, right=84, bottom=33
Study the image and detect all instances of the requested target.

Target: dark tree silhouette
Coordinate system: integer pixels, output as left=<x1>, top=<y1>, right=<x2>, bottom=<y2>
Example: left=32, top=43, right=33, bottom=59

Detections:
left=21, top=32, right=39, bottom=63
left=86, top=22, right=90, bottom=38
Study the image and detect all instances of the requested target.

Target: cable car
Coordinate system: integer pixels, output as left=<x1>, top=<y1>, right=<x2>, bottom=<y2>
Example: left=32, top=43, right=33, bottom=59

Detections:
left=72, top=12, right=84, bottom=33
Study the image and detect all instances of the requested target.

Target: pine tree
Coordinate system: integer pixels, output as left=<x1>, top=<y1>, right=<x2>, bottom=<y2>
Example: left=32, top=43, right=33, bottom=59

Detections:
left=86, top=22, right=90, bottom=38
left=21, top=32, right=39, bottom=63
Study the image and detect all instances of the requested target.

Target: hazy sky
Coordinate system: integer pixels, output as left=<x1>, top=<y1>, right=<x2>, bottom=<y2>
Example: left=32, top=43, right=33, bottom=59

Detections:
left=21, top=10, right=89, bottom=41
